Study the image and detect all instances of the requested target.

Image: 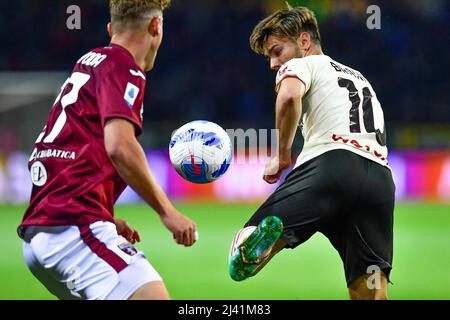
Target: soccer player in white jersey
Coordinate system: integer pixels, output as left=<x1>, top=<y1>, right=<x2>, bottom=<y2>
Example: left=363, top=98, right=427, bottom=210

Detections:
left=228, top=6, right=395, bottom=300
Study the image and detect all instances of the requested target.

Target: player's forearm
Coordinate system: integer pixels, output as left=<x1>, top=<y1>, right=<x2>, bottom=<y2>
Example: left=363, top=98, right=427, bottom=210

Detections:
left=275, top=92, right=302, bottom=160
left=108, top=139, right=175, bottom=217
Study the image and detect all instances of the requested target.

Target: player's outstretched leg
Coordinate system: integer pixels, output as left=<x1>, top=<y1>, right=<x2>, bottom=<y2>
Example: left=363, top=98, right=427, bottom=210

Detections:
left=229, top=216, right=284, bottom=281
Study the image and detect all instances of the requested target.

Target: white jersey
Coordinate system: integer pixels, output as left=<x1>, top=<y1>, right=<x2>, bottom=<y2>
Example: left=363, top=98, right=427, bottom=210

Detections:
left=275, top=55, right=389, bottom=169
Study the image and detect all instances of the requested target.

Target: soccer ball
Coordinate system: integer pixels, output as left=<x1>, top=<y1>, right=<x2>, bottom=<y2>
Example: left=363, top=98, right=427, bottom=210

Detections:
left=169, top=120, right=233, bottom=184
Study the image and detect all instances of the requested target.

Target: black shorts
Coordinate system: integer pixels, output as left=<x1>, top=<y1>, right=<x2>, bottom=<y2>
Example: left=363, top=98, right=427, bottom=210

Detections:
left=245, top=149, right=395, bottom=287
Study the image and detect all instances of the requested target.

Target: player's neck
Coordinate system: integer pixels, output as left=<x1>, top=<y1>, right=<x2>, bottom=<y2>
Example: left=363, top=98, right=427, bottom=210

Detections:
left=110, top=36, right=147, bottom=71
left=304, top=45, right=323, bottom=58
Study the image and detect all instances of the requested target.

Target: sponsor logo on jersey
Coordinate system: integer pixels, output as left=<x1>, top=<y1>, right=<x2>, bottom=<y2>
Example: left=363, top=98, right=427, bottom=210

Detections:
left=124, top=82, right=139, bottom=109
left=30, top=149, right=76, bottom=162
left=331, top=134, right=387, bottom=162
left=30, top=161, right=47, bottom=187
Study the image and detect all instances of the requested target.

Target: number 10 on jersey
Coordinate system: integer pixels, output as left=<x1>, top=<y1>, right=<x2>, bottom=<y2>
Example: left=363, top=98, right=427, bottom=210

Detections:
left=338, top=77, right=386, bottom=146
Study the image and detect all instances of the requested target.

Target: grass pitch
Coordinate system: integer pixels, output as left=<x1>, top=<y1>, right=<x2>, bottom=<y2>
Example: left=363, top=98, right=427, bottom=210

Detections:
left=0, top=202, right=449, bottom=300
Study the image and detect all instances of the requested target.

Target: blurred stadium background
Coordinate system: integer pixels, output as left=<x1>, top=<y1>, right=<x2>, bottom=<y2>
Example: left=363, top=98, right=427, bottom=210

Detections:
left=0, top=0, right=449, bottom=299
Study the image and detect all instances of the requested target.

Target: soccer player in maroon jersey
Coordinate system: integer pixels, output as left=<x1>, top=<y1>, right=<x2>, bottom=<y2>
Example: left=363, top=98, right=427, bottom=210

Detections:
left=18, top=0, right=196, bottom=300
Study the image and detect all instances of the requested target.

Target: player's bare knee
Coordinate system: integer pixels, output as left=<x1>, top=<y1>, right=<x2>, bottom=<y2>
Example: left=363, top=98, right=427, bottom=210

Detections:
left=349, top=288, right=388, bottom=300
left=348, top=272, right=388, bottom=300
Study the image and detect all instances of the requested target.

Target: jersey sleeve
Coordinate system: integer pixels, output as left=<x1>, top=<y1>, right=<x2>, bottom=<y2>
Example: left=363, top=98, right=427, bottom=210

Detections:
left=275, top=58, right=312, bottom=94
left=96, top=62, right=145, bottom=135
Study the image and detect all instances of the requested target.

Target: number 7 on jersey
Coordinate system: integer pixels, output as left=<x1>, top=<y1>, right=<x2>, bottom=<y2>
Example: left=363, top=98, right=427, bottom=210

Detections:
left=36, top=72, right=91, bottom=144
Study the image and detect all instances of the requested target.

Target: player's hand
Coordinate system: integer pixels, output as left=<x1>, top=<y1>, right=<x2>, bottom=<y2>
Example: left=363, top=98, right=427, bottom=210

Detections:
left=160, top=209, right=197, bottom=247
left=114, top=218, right=141, bottom=244
left=263, top=155, right=291, bottom=184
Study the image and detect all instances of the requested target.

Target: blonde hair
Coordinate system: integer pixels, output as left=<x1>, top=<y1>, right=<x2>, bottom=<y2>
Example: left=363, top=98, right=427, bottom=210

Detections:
left=249, top=6, right=321, bottom=55
left=110, top=0, right=171, bottom=31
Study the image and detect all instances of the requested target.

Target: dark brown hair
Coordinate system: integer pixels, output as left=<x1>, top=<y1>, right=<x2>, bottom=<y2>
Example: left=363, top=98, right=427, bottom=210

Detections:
left=250, top=6, right=321, bottom=55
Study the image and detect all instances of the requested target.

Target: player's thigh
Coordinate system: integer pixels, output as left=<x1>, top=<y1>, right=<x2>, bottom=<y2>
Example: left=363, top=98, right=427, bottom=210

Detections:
left=23, top=222, right=164, bottom=300
left=22, top=239, right=79, bottom=300
left=128, top=281, right=170, bottom=300
left=86, top=222, right=165, bottom=300
left=245, top=152, right=347, bottom=249
left=105, top=256, right=165, bottom=300
left=325, top=161, right=395, bottom=287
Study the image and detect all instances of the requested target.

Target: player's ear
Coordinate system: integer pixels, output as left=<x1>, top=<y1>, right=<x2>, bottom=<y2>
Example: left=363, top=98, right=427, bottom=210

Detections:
left=107, top=22, right=113, bottom=38
left=148, top=16, right=162, bottom=37
left=297, top=32, right=311, bottom=50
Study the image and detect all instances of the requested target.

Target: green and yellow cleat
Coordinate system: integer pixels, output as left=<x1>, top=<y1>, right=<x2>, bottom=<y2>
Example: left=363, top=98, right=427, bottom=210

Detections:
left=229, top=216, right=284, bottom=282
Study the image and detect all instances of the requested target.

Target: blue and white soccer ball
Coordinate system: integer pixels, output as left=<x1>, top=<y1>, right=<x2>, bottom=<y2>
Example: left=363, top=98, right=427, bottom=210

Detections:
left=169, top=120, right=233, bottom=184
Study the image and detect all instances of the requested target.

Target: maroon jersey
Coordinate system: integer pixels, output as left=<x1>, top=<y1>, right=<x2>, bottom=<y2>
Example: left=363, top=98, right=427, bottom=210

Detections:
left=19, top=44, right=146, bottom=230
